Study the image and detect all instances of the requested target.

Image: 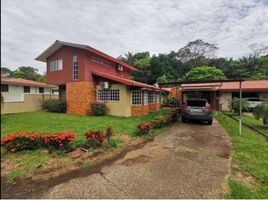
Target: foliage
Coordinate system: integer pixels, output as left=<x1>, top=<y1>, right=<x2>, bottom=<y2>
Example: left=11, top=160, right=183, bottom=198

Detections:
left=81, top=161, right=95, bottom=168
left=1, top=67, right=11, bottom=75
left=84, top=130, right=107, bottom=148
left=253, top=102, right=268, bottom=125
left=42, top=99, right=66, bottom=113
left=136, top=122, right=152, bottom=135
left=184, top=66, right=227, bottom=81
left=1, top=132, right=42, bottom=152
left=91, top=102, right=107, bottom=116
left=42, top=132, right=76, bottom=152
left=229, top=97, right=250, bottom=114
left=1, top=132, right=76, bottom=153
left=162, top=97, right=180, bottom=106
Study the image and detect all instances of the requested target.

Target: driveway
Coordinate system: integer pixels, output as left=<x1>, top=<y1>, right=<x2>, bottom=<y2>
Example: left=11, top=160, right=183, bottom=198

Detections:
left=43, top=119, right=232, bottom=199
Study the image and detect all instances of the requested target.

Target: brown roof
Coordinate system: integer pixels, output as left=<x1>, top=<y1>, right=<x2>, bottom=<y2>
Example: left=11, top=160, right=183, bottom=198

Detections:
left=1, top=77, right=57, bottom=88
left=35, top=40, right=138, bottom=72
left=181, top=80, right=268, bottom=92
left=92, top=71, right=169, bottom=92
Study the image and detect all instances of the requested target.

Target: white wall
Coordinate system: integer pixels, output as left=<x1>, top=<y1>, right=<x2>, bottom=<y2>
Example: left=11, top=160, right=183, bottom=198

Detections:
left=2, top=84, right=24, bottom=102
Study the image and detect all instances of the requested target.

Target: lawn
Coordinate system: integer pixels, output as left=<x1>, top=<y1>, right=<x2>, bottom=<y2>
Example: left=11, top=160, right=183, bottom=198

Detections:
left=1, top=109, right=171, bottom=145
left=214, top=112, right=268, bottom=199
left=1, top=109, right=172, bottom=182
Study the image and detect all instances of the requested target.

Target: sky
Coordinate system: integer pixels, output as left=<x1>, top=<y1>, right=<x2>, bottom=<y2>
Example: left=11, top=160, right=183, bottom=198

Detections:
left=1, top=0, right=268, bottom=74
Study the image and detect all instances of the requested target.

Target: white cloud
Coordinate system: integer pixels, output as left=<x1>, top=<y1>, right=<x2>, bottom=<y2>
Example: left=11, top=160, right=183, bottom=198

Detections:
left=1, top=0, right=268, bottom=73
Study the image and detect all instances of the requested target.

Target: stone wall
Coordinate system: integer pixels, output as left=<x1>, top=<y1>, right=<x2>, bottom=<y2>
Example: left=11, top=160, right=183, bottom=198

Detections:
left=66, top=81, right=96, bottom=115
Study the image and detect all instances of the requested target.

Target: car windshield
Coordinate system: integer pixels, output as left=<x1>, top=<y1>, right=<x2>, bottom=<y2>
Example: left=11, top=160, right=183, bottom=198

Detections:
left=187, top=100, right=207, bottom=107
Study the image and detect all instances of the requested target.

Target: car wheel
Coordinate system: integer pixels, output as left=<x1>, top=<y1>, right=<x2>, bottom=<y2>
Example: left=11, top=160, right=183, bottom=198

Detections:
left=207, top=119, right=213, bottom=125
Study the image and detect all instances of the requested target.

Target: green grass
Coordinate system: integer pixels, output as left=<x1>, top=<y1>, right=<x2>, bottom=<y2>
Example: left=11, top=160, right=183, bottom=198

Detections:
left=214, top=112, right=268, bottom=198
left=81, top=161, right=95, bottom=168
left=1, top=109, right=172, bottom=145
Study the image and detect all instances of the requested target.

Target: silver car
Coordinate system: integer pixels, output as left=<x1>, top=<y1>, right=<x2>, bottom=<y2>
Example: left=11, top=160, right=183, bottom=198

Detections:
left=182, top=99, right=213, bottom=125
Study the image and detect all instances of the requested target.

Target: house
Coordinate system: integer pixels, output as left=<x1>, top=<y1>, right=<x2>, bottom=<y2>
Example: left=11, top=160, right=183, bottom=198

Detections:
left=36, top=40, right=169, bottom=117
left=1, top=76, right=58, bottom=114
left=170, top=80, right=268, bottom=111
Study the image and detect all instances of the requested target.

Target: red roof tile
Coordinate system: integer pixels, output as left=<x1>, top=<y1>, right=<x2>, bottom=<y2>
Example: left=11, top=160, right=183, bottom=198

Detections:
left=92, top=71, right=168, bottom=92
left=1, top=77, right=56, bottom=88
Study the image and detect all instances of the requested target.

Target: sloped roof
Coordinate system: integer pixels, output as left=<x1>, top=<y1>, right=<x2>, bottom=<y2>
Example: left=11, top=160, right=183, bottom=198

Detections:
left=181, top=80, right=268, bottom=91
left=35, top=40, right=138, bottom=72
left=1, top=77, right=57, bottom=88
left=92, top=71, right=169, bottom=92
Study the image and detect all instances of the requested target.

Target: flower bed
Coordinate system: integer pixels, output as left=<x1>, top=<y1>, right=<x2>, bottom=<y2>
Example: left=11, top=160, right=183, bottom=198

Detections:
left=84, top=127, right=114, bottom=148
left=1, top=132, right=76, bottom=153
left=136, top=110, right=179, bottom=135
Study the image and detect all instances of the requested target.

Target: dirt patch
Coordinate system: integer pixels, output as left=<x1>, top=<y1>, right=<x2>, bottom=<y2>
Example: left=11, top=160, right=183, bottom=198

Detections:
left=233, top=171, right=258, bottom=188
left=121, top=154, right=151, bottom=166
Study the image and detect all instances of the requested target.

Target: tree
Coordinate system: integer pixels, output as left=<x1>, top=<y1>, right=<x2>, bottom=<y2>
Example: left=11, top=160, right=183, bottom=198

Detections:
left=253, top=102, right=268, bottom=126
left=177, top=39, right=218, bottom=68
left=229, top=97, right=250, bottom=114
left=184, top=66, right=227, bottom=81
left=1, top=67, right=11, bottom=75
left=9, top=66, right=41, bottom=81
left=117, top=52, right=135, bottom=65
left=10, top=70, right=26, bottom=78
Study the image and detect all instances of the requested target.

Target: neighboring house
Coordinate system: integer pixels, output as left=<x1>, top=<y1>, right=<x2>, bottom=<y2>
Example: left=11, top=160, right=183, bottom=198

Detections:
left=170, top=80, right=268, bottom=111
left=1, top=77, right=58, bottom=114
left=36, top=40, right=169, bottom=117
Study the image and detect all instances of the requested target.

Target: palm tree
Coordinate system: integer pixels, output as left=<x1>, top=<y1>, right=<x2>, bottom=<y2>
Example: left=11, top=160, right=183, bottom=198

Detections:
left=253, top=102, right=268, bottom=126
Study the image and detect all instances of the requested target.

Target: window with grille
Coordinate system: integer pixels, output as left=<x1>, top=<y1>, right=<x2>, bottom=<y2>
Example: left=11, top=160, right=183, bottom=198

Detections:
left=148, top=92, right=154, bottom=104
left=50, top=59, right=63, bottom=71
left=73, top=56, right=78, bottom=80
left=132, top=90, right=142, bottom=105
left=97, top=89, right=120, bottom=101
left=92, top=56, right=112, bottom=67
left=24, top=86, right=30, bottom=93
left=143, top=91, right=148, bottom=105
left=1, top=84, right=8, bottom=92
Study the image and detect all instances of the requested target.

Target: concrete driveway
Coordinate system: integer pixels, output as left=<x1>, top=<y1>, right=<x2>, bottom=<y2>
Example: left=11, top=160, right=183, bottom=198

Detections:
left=43, top=119, right=232, bottom=199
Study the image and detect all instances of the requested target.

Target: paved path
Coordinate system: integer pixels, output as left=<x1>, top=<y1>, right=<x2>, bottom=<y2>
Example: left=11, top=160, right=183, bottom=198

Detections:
left=43, top=119, right=232, bottom=199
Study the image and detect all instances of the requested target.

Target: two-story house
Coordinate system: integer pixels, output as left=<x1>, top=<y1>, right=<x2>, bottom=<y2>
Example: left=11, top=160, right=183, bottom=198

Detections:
left=36, top=40, right=168, bottom=117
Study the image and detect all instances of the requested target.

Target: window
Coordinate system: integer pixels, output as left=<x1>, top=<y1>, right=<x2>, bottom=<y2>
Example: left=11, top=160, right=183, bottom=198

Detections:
left=132, top=90, right=142, bottom=105
left=39, top=87, right=44, bottom=93
left=143, top=91, right=148, bottom=105
left=24, top=86, right=30, bottom=93
left=1, top=84, right=8, bottom=92
left=50, top=59, right=63, bottom=71
left=92, top=56, right=111, bottom=67
left=73, top=56, right=78, bottom=80
left=148, top=92, right=154, bottom=104
left=97, top=89, right=120, bottom=101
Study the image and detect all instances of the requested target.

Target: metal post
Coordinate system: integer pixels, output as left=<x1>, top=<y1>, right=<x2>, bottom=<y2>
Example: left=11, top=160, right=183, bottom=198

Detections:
left=159, top=90, right=162, bottom=116
left=239, top=79, right=242, bottom=135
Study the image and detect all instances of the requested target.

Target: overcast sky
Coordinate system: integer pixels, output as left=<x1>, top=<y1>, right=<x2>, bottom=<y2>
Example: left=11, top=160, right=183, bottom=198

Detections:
left=1, top=0, right=268, bottom=74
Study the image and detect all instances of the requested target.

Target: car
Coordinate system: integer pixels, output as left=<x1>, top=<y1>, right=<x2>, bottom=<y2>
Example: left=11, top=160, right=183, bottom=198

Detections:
left=244, top=97, right=262, bottom=109
left=181, top=99, right=213, bottom=125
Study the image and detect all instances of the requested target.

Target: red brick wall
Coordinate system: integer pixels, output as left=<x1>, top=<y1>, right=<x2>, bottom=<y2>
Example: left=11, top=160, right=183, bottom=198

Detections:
left=171, top=88, right=182, bottom=102
left=131, top=105, right=149, bottom=116
left=66, top=81, right=96, bottom=115
left=149, top=103, right=159, bottom=112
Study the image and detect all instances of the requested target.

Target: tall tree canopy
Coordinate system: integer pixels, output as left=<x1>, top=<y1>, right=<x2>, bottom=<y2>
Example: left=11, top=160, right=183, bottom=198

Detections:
left=184, top=66, right=227, bottom=81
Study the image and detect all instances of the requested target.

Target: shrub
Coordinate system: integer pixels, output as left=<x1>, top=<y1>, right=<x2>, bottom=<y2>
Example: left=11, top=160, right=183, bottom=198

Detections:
left=42, top=99, right=66, bottom=113
left=1, top=132, right=42, bottom=152
left=106, top=126, right=114, bottom=143
left=150, top=118, right=166, bottom=129
left=162, top=97, right=180, bottom=107
left=84, top=130, right=107, bottom=148
left=229, top=97, right=250, bottom=114
left=136, top=122, right=152, bottom=135
left=253, top=102, right=268, bottom=126
left=91, top=102, right=107, bottom=116
left=42, top=132, right=76, bottom=152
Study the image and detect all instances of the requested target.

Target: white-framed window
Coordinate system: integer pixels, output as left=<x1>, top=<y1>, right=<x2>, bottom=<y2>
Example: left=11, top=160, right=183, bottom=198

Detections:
left=131, top=90, right=142, bottom=105
left=92, top=56, right=112, bottom=67
left=143, top=91, right=148, bottom=105
left=50, top=59, right=63, bottom=71
left=148, top=91, right=154, bottom=104
left=97, top=89, right=120, bottom=102
left=73, top=55, right=78, bottom=80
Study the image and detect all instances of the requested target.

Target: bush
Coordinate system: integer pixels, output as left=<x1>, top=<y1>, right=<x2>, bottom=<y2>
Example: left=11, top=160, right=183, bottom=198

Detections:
left=1, top=132, right=42, bottom=152
left=162, top=97, right=180, bottom=107
left=1, top=132, right=76, bottom=153
left=42, top=99, right=66, bottom=113
left=136, top=122, right=152, bottom=135
left=253, top=102, right=268, bottom=126
left=91, top=102, right=107, bottom=116
left=42, top=132, right=76, bottom=152
left=84, top=127, right=113, bottom=148
left=229, top=97, right=250, bottom=114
